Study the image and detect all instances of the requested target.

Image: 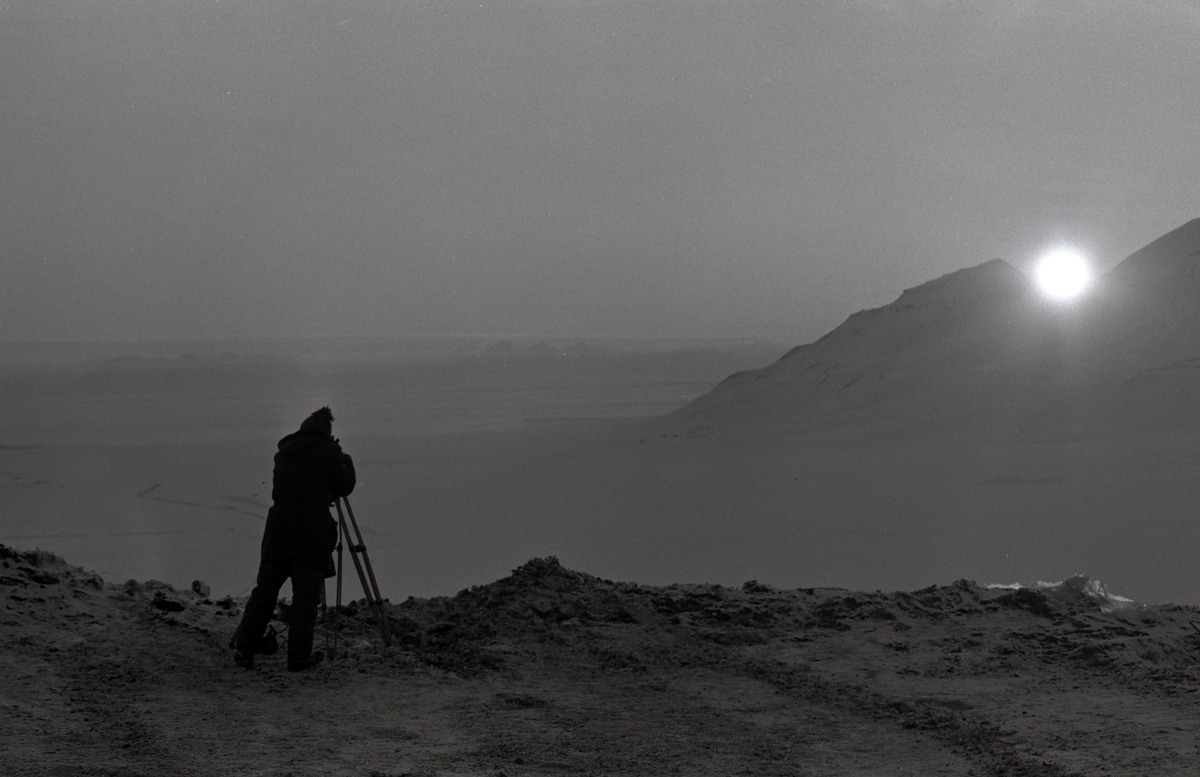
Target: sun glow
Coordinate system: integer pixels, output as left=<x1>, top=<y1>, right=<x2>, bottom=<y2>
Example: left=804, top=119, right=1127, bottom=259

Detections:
left=1034, top=248, right=1092, bottom=300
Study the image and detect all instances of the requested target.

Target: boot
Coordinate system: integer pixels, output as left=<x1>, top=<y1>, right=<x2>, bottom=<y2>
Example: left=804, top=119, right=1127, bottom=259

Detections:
left=287, top=650, right=324, bottom=672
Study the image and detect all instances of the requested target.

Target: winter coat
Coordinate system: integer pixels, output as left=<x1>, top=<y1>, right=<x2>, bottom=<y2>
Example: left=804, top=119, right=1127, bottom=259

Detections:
left=259, top=429, right=356, bottom=577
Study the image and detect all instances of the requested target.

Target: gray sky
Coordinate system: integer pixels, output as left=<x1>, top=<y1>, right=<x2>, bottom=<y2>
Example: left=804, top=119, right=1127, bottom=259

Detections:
left=3, top=0, right=1198, bottom=343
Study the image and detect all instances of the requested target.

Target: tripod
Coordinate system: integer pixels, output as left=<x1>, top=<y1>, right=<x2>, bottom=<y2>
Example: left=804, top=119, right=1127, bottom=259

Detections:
left=324, top=495, right=394, bottom=656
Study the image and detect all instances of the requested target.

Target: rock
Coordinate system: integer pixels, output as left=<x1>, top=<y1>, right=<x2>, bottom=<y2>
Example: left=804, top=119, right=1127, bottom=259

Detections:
left=191, top=580, right=211, bottom=598
left=79, top=574, right=104, bottom=590
left=151, top=591, right=186, bottom=612
left=20, top=568, right=60, bottom=585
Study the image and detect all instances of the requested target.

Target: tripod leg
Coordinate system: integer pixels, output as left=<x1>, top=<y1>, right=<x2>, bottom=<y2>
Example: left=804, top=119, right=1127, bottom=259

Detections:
left=341, top=496, right=394, bottom=647
left=333, top=519, right=344, bottom=658
left=335, top=497, right=394, bottom=647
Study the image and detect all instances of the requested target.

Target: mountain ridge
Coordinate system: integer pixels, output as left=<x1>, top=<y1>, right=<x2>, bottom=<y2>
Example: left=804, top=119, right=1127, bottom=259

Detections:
left=670, top=219, right=1200, bottom=436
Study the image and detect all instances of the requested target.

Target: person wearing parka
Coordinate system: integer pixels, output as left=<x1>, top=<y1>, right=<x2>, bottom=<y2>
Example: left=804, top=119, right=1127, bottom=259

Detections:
left=231, top=407, right=356, bottom=671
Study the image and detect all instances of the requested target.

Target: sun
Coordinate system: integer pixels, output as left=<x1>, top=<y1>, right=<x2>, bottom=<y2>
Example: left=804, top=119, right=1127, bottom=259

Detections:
left=1034, top=248, right=1092, bottom=300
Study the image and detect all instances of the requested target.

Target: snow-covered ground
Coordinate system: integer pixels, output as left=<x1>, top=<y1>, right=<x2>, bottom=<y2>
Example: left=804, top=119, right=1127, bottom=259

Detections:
left=4, top=546, right=1199, bottom=776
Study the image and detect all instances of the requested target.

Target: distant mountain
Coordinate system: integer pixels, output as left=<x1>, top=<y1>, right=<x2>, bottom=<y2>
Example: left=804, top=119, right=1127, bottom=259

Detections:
left=1086, top=218, right=1200, bottom=373
left=671, top=219, right=1200, bottom=436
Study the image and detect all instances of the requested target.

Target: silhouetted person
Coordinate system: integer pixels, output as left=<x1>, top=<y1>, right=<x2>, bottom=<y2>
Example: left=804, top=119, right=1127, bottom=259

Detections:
left=231, top=406, right=355, bottom=671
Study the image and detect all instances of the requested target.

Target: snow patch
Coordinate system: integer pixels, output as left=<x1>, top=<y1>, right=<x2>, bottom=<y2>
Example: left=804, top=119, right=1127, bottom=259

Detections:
left=986, top=574, right=1139, bottom=614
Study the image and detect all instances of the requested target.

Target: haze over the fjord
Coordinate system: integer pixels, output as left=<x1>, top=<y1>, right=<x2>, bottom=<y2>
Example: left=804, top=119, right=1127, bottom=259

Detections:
left=4, top=223, right=1200, bottom=607
left=3, top=1, right=1200, bottom=343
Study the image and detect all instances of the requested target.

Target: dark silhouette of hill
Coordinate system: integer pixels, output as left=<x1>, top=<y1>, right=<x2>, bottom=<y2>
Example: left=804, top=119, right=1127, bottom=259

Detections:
left=670, top=219, right=1200, bottom=437
left=1086, top=218, right=1200, bottom=389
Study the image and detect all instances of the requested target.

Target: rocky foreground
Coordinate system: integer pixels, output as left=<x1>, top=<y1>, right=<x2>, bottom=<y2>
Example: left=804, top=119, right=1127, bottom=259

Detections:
left=2, top=545, right=1199, bottom=776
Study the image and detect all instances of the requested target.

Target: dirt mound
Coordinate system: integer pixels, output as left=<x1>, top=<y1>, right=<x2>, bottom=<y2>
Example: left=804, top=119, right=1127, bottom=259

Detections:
left=339, top=558, right=1199, bottom=687
left=5, top=546, right=1200, bottom=776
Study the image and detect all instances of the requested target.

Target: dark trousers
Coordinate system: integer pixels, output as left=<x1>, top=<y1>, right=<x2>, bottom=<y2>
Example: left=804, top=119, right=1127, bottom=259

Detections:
left=234, top=558, right=324, bottom=663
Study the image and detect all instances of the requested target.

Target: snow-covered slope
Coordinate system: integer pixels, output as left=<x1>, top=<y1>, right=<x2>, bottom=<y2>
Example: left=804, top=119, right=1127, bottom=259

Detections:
left=672, top=219, right=1200, bottom=436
